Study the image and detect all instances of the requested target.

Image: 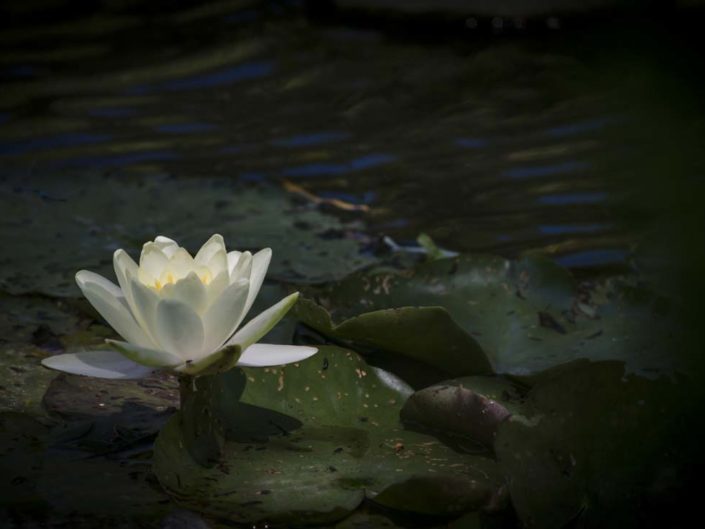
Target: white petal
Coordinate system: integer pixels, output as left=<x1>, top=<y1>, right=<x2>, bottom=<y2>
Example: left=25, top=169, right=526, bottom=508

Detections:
left=140, top=242, right=168, bottom=280
left=107, top=339, right=183, bottom=368
left=160, top=271, right=207, bottom=313
left=204, top=270, right=230, bottom=306
left=41, top=350, right=153, bottom=379
left=155, top=299, right=205, bottom=360
left=227, top=292, right=299, bottom=350
left=227, top=251, right=242, bottom=275
left=242, top=248, right=271, bottom=318
left=194, top=234, right=225, bottom=265
left=201, top=278, right=249, bottom=354
left=154, top=235, right=179, bottom=257
left=230, top=251, right=252, bottom=283
left=128, top=274, right=160, bottom=345
left=206, top=249, right=228, bottom=278
left=75, top=270, right=153, bottom=348
left=113, top=249, right=138, bottom=305
left=236, top=343, right=318, bottom=367
left=164, top=247, right=196, bottom=281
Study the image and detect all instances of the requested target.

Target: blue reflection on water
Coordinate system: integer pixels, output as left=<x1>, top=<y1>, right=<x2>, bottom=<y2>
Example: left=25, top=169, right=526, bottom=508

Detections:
left=544, top=117, right=614, bottom=138
left=555, top=249, right=627, bottom=267
left=271, top=131, right=350, bottom=148
left=503, top=160, right=589, bottom=179
left=537, top=192, right=608, bottom=205
left=539, top=223, right=610, bottom=235
left=49, top=150, right=178, bottom=168
left=455, top=137, right=489, bottom=148
left=127, top=61, right=274, bottom=94
left=0, top=132, right=112, bottom=156
left=156, top=122, right=217, bottom=134
left=282, top=153, right=396, bottom=177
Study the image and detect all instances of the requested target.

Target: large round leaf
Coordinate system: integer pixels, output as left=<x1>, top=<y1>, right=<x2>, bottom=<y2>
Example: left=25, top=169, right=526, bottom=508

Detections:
left=298, top=254, right=677, bottom=377
left=153, top=345, right=501, bottom=526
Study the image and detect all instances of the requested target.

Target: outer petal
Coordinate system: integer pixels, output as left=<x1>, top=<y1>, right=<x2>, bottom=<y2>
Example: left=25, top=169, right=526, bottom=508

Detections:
left=236, top=343, right=318, bottom=367
left=155, top=299, right=205, bottom=360
left=227, top=292, right=299, bottom=350
left=201, top=278, right=249, bottom=354
left=242, top=248, right=271, bottom=318
left=75, top=270, right=153, bottom=348
left=128, top=273, right=161, bottom=345
left=113, top=248, right=139, bottom=306
left=41, top=350, right=153, bottom=379
left=160, top=271, right=207, bottom=314
left=107, top=339, right=183, bottom=368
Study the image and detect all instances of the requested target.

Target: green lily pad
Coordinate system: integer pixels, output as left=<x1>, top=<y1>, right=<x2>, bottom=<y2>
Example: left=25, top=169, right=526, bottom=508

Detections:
left=295, top=299, right=493, bottom=378
left=0, top=176, right=373, bottom=297
left=298, top=253, right=676, bottom=377
left=494, top=361, right=688, bottom=529
left=153, top=345, right=500, bottom=526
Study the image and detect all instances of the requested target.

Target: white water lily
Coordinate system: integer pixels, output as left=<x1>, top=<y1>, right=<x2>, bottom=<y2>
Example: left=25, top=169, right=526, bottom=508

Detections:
left=42, top=235, right=317, bottom=379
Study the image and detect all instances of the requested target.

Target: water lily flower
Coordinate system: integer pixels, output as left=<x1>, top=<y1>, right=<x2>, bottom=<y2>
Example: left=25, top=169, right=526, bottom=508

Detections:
left=42, top=235, right=317, bottom=379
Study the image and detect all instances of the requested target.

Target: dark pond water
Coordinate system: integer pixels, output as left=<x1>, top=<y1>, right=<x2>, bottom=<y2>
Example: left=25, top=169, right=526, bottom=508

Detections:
left=1, top=1, right=704, bottom=528
left=2, top=0, right=701, bottom=275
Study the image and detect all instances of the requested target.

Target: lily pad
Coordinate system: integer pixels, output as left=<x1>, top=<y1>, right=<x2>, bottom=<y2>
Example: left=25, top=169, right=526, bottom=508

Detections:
left=295, top=299, right=493, bottom=378
left=297, top=254, right=676, bottom=377
left=153, top=345, right=501, bottom=526
left=0, top=175, right=373, bottom=297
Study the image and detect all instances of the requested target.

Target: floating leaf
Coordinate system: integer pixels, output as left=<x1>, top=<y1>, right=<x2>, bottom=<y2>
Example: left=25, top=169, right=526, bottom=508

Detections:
left=298, top=254, right=676, bottom=377
left=153, top=346, right=500, bottom=525
left=295, top=299, right=492, bottom=378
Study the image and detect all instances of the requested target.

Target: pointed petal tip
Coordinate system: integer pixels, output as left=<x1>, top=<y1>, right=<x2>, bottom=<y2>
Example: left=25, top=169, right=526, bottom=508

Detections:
left=235, top=343, right=318, bottom=367
left=75, top=269, right=90, bottom=286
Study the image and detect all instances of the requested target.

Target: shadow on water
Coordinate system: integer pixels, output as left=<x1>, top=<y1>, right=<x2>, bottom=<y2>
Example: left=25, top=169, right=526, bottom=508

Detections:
left=3, top=2, right=702, bottom=273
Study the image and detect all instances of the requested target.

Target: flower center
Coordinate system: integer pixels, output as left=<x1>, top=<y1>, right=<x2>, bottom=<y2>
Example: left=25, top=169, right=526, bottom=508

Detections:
left=152, top=270, right=212, bottom=291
